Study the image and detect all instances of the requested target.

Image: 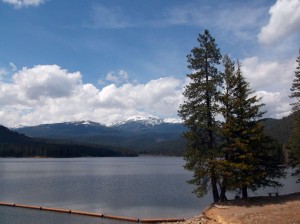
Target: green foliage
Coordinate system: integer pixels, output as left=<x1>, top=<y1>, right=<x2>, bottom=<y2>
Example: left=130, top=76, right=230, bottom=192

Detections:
left=179, top=35, right=286, bottom=202
left=288, top=49, right=300, bottom=181
left=0, top=142, right=137, bottom=157
left=290, top=49, right=300, bottom=113
left=179, top=30, right=222, bottom=202
left=0, top=125, right=137, bottom=157
left=218, top=58, right=284, bottom=199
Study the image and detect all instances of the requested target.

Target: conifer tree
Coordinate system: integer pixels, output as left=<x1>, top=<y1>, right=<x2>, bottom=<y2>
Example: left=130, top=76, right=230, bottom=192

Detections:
left=230, top=61, right=263, bottom=198
left=218, top=55, right=237, bottom=201
left=219, top=60, right=284, bottom=198
left=178, top=30, right=222, bottom=202
left=288, top=49, right=300, bottom=181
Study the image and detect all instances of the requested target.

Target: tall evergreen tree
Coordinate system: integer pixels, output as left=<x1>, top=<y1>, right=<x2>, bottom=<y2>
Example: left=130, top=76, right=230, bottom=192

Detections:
left=178, top=30, right=222, bottom=202
left=230, top=61, right=263, bottom=198
left=219, top=60, right=284, bottom=198
left=288, top=49, right=300, bottom=181
left=218, top=55, right=237, bottom=201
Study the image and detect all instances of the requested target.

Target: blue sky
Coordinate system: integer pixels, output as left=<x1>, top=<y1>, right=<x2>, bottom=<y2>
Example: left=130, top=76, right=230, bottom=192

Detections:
left=0, top=0, right=299, bottom=127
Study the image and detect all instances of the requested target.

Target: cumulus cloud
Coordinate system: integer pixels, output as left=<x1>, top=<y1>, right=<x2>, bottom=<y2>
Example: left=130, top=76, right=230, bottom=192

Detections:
left=0, top=59, right=295, bottom=127
left=2, top=0, right=46, bottom=8
left=95, top=77, right=183, bottom=115
left=242, top=57, right=295, bottom=92
left=258, top=0, right=300, bottom=44
left=256, top=91, right=291, bottom=119
left=0, top=65, right=183, bottom=127
left=241, top=57, right=296, bottom=118
left=12, top=65, right=82, bottom=100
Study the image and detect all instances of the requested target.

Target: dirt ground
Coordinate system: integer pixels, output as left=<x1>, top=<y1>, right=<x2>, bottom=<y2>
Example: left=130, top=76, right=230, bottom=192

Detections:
left=179, top=192, right=300, bottom=224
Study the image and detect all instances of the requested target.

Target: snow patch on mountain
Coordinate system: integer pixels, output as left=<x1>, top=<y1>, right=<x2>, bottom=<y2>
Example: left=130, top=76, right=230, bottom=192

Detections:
left=163, top=118, right=182, bottom=124
left=12, top=117, right=182, bottom=129
left=66, top=120, right=105, bottom=127
left=108, top=116, right=164, bottom=127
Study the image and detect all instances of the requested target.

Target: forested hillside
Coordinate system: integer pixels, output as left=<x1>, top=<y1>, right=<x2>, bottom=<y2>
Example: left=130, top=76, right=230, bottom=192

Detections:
left=15, top=119, right=186, bottom=155
left=14, top=116, right=292, bottom=156
left=0, top=125, right=31, bottom=143
left=0, top=125, right=137, bottom=157
left=262, top=116, right=293, bottom=145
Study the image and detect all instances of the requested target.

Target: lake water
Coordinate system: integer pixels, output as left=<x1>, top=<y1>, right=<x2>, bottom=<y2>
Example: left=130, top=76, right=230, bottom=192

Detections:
left=0, top=157, right=298, bottom=224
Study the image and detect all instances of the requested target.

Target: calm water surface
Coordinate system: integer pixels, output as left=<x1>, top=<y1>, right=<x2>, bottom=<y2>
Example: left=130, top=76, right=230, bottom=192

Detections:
left=0, top=157, right=298, bottom=224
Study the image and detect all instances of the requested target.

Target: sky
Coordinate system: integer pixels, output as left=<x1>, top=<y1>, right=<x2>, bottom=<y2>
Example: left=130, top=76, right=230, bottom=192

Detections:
left=0, top=0, right=299, bottom=127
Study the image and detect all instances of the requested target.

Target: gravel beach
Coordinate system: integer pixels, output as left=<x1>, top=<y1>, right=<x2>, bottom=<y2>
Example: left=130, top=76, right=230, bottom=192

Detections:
left=175, top=192, right=300, bottom=224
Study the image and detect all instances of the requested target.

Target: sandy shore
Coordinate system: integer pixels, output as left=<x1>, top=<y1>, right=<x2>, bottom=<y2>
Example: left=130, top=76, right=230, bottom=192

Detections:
left=178, top=192, right=300, bottom=224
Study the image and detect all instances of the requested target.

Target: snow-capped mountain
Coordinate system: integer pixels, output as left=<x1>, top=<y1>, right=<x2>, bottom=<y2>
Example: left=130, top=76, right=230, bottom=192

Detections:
left=14, top=120, right=116, bottom=138
left=14, top=117, right=186, bottom=154
left=110, top=116, right=163, bottom=126
left=163, top=117, right=182, bottom=124
left=109, top=116, right=184, bottom=133
left=108, top=116, right=182, bottom=126
left=67, top=120, right=105, bottom=127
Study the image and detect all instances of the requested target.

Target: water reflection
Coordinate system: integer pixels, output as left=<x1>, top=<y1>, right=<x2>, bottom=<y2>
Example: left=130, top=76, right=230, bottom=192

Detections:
left=0, top=157, right=298, bottom=223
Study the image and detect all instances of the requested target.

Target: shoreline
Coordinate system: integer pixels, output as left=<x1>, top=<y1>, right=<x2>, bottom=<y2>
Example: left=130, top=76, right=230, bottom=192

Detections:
left=180, top=192, right=300, bottom=224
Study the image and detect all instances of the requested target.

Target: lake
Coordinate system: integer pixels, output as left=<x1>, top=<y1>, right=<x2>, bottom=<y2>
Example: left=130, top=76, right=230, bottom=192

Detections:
left=0, top=157, right=298, bottom=224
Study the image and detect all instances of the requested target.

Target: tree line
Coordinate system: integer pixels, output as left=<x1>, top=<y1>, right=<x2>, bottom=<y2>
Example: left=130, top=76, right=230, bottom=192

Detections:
left=0, top=125, right=137, bottom=157
left=179, top=30, right=299, bottom=202
left=0, top=142, right=137, bottom=157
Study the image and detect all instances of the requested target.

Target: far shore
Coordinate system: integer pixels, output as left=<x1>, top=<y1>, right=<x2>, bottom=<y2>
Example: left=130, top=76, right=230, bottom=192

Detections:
left=177, top=192, right=300, bottom=224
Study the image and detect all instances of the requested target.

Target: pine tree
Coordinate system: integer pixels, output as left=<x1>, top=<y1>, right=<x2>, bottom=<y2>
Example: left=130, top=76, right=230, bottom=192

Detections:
left=288, top=49, right=300, bottom=181
left=231, top=61, right=264, bottom=198
left=219, top=60, right=284, bottom=198
left=218, top=55, right=238, bottom=201
left=178, top=30, right=222, bottom=202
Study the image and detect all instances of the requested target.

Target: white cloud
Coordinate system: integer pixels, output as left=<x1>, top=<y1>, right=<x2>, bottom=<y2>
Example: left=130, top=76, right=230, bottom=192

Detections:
left=2, top=0, right=46, bottom=8
left=105, top=70, right=128, bottom=84
left=256, top=91, right=291, bottom=119
left=241, top=57, right=296, bottom=118
left=88, top=4, right=129, bottom=29
left=12, top=65, right=81, bottom=100
left=118, top=70, right=128, bottom=80
left=0, top=65, right=184, bottom=127
left=258, top=0, right=300, bottom=44
left=242, top=57, right=295, bottom=92
left=0, top=58, right=295, bottom=127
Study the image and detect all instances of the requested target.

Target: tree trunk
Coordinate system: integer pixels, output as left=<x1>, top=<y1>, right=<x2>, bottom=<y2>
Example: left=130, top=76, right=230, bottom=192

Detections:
left=211, top=170, right=220, bottom=202
left=220, top=179, right=227, bottom=202
left=242, top=186, right=248, bottom=198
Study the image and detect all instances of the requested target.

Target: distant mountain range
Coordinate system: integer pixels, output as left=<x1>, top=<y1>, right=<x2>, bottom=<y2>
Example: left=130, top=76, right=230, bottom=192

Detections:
left=0, top=125, right=137, bottom=158
left=14, top=117, right=187, bottom=155
left=12, top=115, right=293, bottom=156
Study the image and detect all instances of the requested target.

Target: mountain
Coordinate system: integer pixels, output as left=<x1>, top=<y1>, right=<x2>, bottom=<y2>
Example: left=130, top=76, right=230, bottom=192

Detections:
left=16, top=120, right=118, bottom=139
left=14, top=115, right=292, bottom=156
left=111, top=116, right=164, bottom=127
left=15, top=117, right=187, bottom=154
left=1, top=124, right=136, bottom=158
left=110, top=116, right=186, bottom=134
left=0, top=125, right=31, bottom=144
